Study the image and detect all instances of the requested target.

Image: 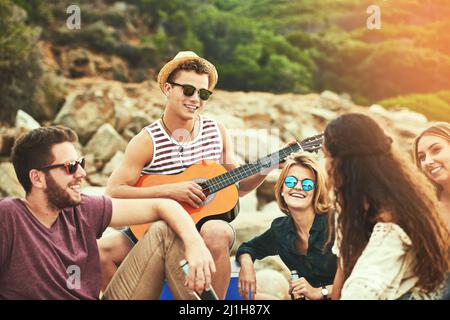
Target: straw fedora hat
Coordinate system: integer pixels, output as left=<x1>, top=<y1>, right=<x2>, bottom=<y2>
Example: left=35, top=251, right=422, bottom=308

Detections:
left=157, top=51, right=218, bottom=92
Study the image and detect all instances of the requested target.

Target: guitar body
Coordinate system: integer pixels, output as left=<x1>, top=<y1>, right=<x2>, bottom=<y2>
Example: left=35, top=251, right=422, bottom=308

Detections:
left=130, top=160, right=239, bottom=240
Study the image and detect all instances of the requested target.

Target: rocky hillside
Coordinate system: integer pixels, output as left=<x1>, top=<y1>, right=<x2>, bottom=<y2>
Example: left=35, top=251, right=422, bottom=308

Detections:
left=0, top=37, right=432, bottom=298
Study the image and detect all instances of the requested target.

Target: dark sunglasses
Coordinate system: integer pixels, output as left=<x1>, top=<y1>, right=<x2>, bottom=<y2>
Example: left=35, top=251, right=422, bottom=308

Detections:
left=284, top=176, right=315, bottom=191
left=40, top=157, right=85, bottom=175
left=168, top=81, right=212, bottom=101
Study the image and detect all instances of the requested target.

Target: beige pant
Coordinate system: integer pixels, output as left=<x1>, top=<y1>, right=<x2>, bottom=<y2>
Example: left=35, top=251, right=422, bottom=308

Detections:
left=102, top=221, right=196, bottom=300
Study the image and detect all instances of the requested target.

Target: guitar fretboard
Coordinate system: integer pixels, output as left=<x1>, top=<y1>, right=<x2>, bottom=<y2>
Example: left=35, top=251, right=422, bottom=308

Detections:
left=203, top=143, right=303, bottom=195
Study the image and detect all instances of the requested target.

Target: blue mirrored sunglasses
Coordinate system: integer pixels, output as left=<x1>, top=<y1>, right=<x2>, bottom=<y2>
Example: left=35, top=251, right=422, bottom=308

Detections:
left=284, top=176, right=315, bottom=191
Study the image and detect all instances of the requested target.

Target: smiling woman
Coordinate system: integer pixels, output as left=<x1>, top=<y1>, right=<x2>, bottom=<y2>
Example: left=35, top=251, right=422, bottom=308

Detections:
left=413, top=122, right=450, bottom=227
left=236, top=152, right=336, bottom=300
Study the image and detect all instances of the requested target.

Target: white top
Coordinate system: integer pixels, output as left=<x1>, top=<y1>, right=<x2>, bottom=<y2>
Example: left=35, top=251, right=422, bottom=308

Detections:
left=336, top=222, right=419, bottom=300
left=141, top=115, right=223, bottom=175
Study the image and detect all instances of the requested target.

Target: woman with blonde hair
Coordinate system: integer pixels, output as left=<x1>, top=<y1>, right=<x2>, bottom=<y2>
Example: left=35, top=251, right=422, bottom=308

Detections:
left=236, top=152, right=336, bottom=300
left=323, top=113, right=449, bottom=300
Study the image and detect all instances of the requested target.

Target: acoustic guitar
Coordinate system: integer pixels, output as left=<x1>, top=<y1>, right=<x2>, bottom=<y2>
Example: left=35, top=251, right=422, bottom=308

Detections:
left=130, top=133, right=324, bottom=240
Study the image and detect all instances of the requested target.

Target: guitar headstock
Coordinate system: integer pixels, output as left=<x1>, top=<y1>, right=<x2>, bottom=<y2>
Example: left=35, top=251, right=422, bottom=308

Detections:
left=298, top=133, right=324, bottom=153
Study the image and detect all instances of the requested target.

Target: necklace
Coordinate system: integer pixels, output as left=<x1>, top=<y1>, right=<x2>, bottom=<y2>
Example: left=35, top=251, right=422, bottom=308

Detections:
left=160, top=114, right=197, bottom=153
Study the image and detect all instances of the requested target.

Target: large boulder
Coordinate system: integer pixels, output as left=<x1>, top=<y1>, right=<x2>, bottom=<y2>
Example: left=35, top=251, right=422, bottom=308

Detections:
left=121, top=112, right=153, bottom=141
left=54, top=90, right=116, bottom=144
left=102, top=151, right=124, bottom=177
left=15, top=110, right=40, bottom=133
left=317, top=90, right=352, bottom=111
left=84, top=123, right=127, bottom=164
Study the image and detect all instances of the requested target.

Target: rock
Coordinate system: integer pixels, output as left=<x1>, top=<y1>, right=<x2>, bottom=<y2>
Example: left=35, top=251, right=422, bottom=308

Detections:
left=203, top=111, right=246, bottom=129
left=84, top=123, right=127, bottom=163
left=369, top=104, right=389, bottom=116
left=114, top=104, right=133, bottom=134
left=122, top=112, right=153, bottom=141
left=15, top=110, right=40, bottom=133
left=0, top=129, right=16, bottom=156
left=300, top=125, right=321, bottom=140
left=254, top=256, right=290, bottom=278
left=371, top=104, right=428, bottom=125
left=238, top=190, right=258, bottom=214
left=32, top=70, right=67, bottom=121
left=274, top=93, right=318, bottom=114
left=391, top=108, right=428, bottom=125
left=54, top=90, right=116, bottom=144
left=317, top=90, right=352, bottom=111
left=242, top=113, right=274, bottom=130
left=86, top=173, right=109, bottom=187
left=256, top=170, right=280, bottom=209
left=255, top=269, right=290, bottom=300
left=83, top=153, right=100, bottom=175
left=260, top=201, right=284, bottom=217
left=229, top=129, right=283, bottom=164
left=95, top=55, right=130, bottom=82
left=393, top=123, right=425, bottom=139
left=64, top=48, right=97, bottom=78
left=102, top=151, right=124, bottom=176
left=306, top=107, right=338, bottom=122
left=281, top=119, right=302, bottom=142
left=0, top=162, right=25, bottom=197
left=60, top=47, right=130, bottom=81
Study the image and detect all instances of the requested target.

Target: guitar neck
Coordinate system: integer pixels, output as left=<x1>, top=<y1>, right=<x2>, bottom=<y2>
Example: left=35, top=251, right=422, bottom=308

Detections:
left=204, top=143, right=302, bottom=195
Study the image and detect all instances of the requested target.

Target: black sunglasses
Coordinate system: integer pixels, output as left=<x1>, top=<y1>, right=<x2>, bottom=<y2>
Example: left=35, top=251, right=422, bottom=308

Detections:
left=168, top=81, right=212, bottom=101
left=284, top=176, right=315, bottom=191
left=40, top=157, right=85, bottom=175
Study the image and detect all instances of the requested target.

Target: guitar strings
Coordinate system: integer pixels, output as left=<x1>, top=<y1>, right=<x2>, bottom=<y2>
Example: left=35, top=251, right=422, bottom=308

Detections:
left=201, top=135, right=322, bottom=193
left=203, top=134, right=323, bottom=193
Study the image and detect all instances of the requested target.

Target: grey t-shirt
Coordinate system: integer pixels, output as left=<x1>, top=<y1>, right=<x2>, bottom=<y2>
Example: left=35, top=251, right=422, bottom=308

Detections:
left=0, top=195, right=112, bottom=300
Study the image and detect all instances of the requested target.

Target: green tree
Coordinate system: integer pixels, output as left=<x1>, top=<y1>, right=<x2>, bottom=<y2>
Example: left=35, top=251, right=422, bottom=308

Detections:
left=0, top=0, right=42, bottom=123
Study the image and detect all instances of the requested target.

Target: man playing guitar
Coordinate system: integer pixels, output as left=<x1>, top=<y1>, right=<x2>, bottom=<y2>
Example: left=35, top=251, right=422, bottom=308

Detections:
left=99, top=51, right=280, bottom=299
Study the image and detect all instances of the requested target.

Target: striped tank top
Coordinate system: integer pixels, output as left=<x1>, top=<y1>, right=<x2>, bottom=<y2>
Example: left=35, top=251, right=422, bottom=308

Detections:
left=141, top=115, right=223, bottom=175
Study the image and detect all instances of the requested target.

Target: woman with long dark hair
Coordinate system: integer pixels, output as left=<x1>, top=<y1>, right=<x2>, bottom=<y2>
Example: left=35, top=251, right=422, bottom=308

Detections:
left=323, top=113, right=449, bottom=299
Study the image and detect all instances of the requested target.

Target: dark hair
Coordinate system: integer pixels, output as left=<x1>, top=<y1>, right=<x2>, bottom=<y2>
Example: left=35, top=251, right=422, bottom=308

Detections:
left=11, top=125, right=78, bottom=193
left=167, top=60, right=209, bottom=83
left=325, top=113, right=449, bottom=293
